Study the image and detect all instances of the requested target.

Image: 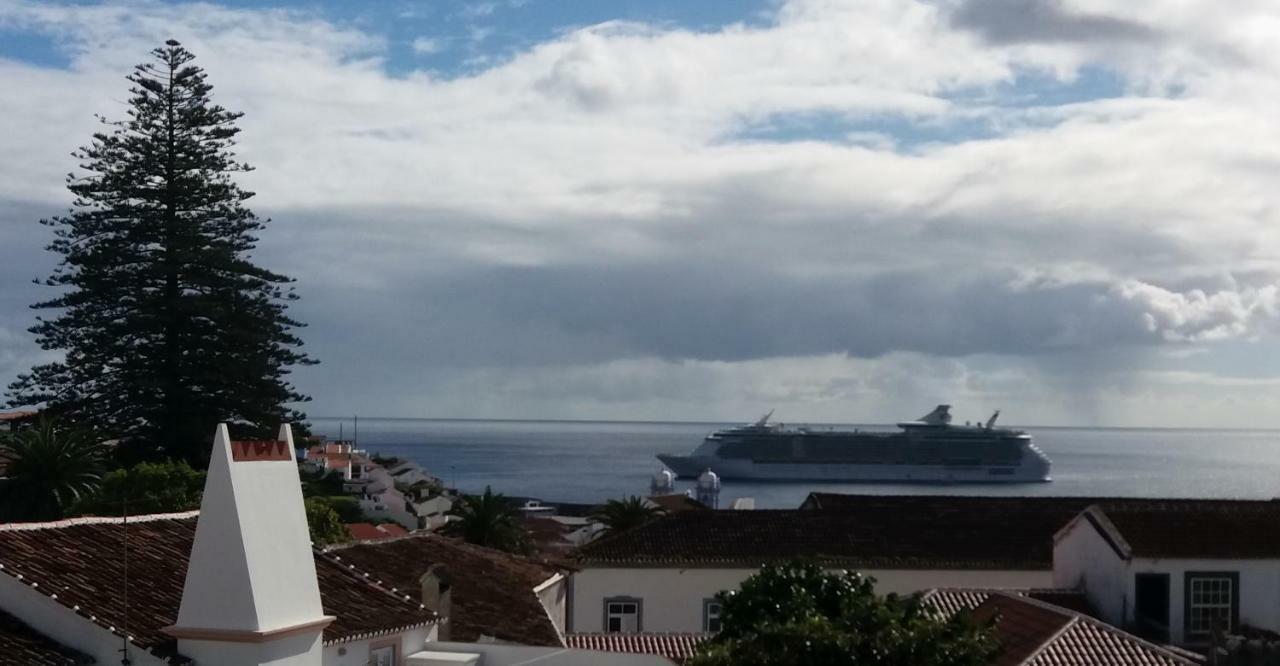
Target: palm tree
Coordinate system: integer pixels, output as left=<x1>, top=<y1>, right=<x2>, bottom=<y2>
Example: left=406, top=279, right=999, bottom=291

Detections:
left=446, top=486, right=529, bottom=553
left=592, top=496, right=665, bottom=536
left=0, top=418, right=107, bottom=521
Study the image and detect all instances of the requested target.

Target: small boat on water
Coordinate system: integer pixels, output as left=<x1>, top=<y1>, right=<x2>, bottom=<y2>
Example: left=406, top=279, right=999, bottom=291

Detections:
left=657, top=405, right=1051, bottom=483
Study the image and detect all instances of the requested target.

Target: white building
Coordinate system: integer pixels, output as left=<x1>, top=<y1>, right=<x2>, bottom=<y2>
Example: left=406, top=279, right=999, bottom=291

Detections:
left=0, top=425, right=674, bottom=666
left=1054, top=499, right=1280, bottom=648
left=569, top=505, right=1056, bottom=634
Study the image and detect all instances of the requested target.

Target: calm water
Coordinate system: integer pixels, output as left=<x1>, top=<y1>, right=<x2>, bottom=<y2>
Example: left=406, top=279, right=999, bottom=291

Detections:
left=309, top=418, right=1280, bottom=508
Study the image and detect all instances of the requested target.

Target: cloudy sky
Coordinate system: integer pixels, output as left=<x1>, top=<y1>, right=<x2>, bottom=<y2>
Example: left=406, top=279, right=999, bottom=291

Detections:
left=3, top=0, right=1280, bottom=426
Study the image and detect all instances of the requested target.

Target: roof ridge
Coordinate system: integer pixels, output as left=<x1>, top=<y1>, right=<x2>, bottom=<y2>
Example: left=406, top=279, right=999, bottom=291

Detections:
left=0, top=510, right=200, bottom=531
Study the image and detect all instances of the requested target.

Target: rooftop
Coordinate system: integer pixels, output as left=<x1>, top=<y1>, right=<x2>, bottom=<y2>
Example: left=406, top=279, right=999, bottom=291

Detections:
left=968, top=593, right=1199, bottom=666
left=575, top=506, right=1061, bottom=569
left=1075, top=501, right=1280, bottom=560
left=920, top=588, right=1096, bottom=619
left=326, top=533, right=566, bottom=647
left=346, top=522, right=410, bottom=542
left=0, top=513, right=434, bottom=663
left=0, top=608, right=92, bottom=665
left=566, top=633, right=708, bottom=663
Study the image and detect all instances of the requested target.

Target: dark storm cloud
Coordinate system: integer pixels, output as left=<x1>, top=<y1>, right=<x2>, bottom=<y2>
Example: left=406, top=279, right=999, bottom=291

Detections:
left=292, top=261, right=1164, bottom=372
left=949, top=0, right=1160, bottom=46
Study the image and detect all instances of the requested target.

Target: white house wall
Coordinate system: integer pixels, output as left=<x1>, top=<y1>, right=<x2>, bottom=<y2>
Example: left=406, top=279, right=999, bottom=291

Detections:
left=1131, top=557, right=1280, bottom=645
left=1053, top=517, right=1130, bottom=628
left=570, top=567, right=1051, bottom=633
left=0, top=572, right=171, bottom=666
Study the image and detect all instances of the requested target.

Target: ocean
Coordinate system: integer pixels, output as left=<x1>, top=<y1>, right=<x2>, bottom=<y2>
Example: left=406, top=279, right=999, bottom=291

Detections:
left=309, top=417, right=1280, bottom=508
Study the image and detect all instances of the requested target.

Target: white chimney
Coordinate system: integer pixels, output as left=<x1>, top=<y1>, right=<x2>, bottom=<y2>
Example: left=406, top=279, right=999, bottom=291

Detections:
left=164, top=424, right=334, bottom=665
left=420, top=565, right=453, bottom=641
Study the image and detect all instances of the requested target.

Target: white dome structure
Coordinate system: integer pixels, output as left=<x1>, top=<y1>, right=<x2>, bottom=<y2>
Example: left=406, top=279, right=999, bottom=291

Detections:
left=695, top=468, right=721, bottom=509
left=650, top=468, right=676, bottom=495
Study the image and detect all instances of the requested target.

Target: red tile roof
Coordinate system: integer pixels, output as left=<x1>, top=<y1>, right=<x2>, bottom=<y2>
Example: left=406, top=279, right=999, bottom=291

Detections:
left=345, top=523, right=411, bottom=542
left=566, top=632, right=708, bottom=663
left=574, top=508, right=1058, bottom=569
left=1079, top=502, right=1280, bottom=559
left=0, top=609, right=92, bottom=665
left=921, top=588, right=1096, bottom=619
left=942, top=593, right=1199, bottom=666
left=326, top=533, right=566, bottom=647
left=0, top=513, right=435, bottom=664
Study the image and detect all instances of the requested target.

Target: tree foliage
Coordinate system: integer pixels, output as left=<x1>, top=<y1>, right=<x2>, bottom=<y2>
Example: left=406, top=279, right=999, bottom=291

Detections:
left=0, top=419, right=108, bottom=521
left=305, top=497, right=351, bottom=546
left=77, top=459, right=205, bottom=516
left=591, top=495, right=664, bottom=535
left=6, top=40, right=313, bottom=466
left=445, top=486, right=530, bottom=554
left=689, top=562, right=998, bottom=666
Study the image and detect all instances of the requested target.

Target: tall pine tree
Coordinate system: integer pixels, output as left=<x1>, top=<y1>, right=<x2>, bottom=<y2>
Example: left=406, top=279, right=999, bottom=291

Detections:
left=7, top=41, right=314, bottom=465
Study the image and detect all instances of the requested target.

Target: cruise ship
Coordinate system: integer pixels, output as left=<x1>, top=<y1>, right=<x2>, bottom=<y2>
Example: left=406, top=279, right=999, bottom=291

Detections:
left=657, top=405, right=1051, bottom=483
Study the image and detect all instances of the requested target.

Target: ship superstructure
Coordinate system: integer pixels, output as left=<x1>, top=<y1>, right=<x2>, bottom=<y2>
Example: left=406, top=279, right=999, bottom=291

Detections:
left=657, top=405, right=1051, bottom=483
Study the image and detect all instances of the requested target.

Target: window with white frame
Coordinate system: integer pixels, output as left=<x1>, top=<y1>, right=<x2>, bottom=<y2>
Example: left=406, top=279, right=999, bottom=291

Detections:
left=1185, top=572, right=1238, bottom=638
left=604, top=597, right=641, bottom=633
left=703, top=599, right=723, bottom=632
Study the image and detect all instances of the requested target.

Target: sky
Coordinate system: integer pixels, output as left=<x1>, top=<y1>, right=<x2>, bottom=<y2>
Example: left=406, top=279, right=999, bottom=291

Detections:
left=3, top=0, right=1280, bottom=427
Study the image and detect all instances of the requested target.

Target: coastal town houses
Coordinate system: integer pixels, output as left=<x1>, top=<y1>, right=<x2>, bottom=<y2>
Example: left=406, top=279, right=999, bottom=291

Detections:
left=0, top=425, right=674, bottom=665
left=1054, top=499, right=1280, bottom=648
left=303, top=440, right=453, bottom=531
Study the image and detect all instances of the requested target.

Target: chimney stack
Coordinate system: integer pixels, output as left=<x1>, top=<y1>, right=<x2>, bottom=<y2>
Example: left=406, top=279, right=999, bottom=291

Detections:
left=420, top=564, right=453, bottom=641
left=164, top=424, right=333, bottom=666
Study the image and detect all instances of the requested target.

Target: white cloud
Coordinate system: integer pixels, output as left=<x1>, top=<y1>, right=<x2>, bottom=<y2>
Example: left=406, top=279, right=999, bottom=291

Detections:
left=3, top=0, right=1280, bottom=423
left=411, top=37, right=444, bottom=55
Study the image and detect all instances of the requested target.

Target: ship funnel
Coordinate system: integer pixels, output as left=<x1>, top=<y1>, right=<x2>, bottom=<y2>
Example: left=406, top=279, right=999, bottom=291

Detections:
left=918, top=405, right=952, bottom=425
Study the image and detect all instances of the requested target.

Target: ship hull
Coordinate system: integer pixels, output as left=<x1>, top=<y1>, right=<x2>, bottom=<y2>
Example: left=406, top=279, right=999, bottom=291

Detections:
left=656, top=454, right=1051, bottom=483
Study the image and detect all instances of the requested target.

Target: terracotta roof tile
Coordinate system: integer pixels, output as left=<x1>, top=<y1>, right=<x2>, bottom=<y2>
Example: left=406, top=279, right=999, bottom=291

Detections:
left=574, top=507, right=1058, bottom=569
left=566, top=632, right=708, bottom=663
left=0, top=609, right=93, bottom=665
left=0, top=513, right=434, bottom=663
left=326, top=534, right=565, bottom=647
left=1088, top=502, right=1280, bottom=559
left=973, top=595, right=1076, bottom=666
left=966, top=594, right=1199, bottom=666
left=922, top=588, right=1096, bottom=619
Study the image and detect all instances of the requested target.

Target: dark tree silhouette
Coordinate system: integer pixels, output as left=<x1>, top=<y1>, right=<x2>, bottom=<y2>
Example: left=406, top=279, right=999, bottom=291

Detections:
left=591, top=495, right=665, bottom=535
left=445, top=486, right=530, bottom=554
left=7, top=41, right=314, bottom=465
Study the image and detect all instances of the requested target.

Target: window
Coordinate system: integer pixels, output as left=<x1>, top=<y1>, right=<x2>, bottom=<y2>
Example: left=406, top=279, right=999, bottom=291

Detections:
left=1184, top=572, right=1239, bottom=640
left=370, top=643, right=396, bottom=666
left=703, top=599, right=723, bottom=632
left=604, top=597, right=641, bottom=633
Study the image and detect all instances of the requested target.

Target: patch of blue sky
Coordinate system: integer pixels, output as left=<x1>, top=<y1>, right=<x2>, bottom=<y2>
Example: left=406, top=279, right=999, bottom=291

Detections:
left=725, top=66, right=1129, bottom=151
left=2, top=0, right=773, bottom=77
left=950, top=65, right=1128, bottom=109
left=0, top=27, right=73, bottom=69
left=725, top=110, right=1000, bottom=152
left=113, top=0, right=769, bottom=78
